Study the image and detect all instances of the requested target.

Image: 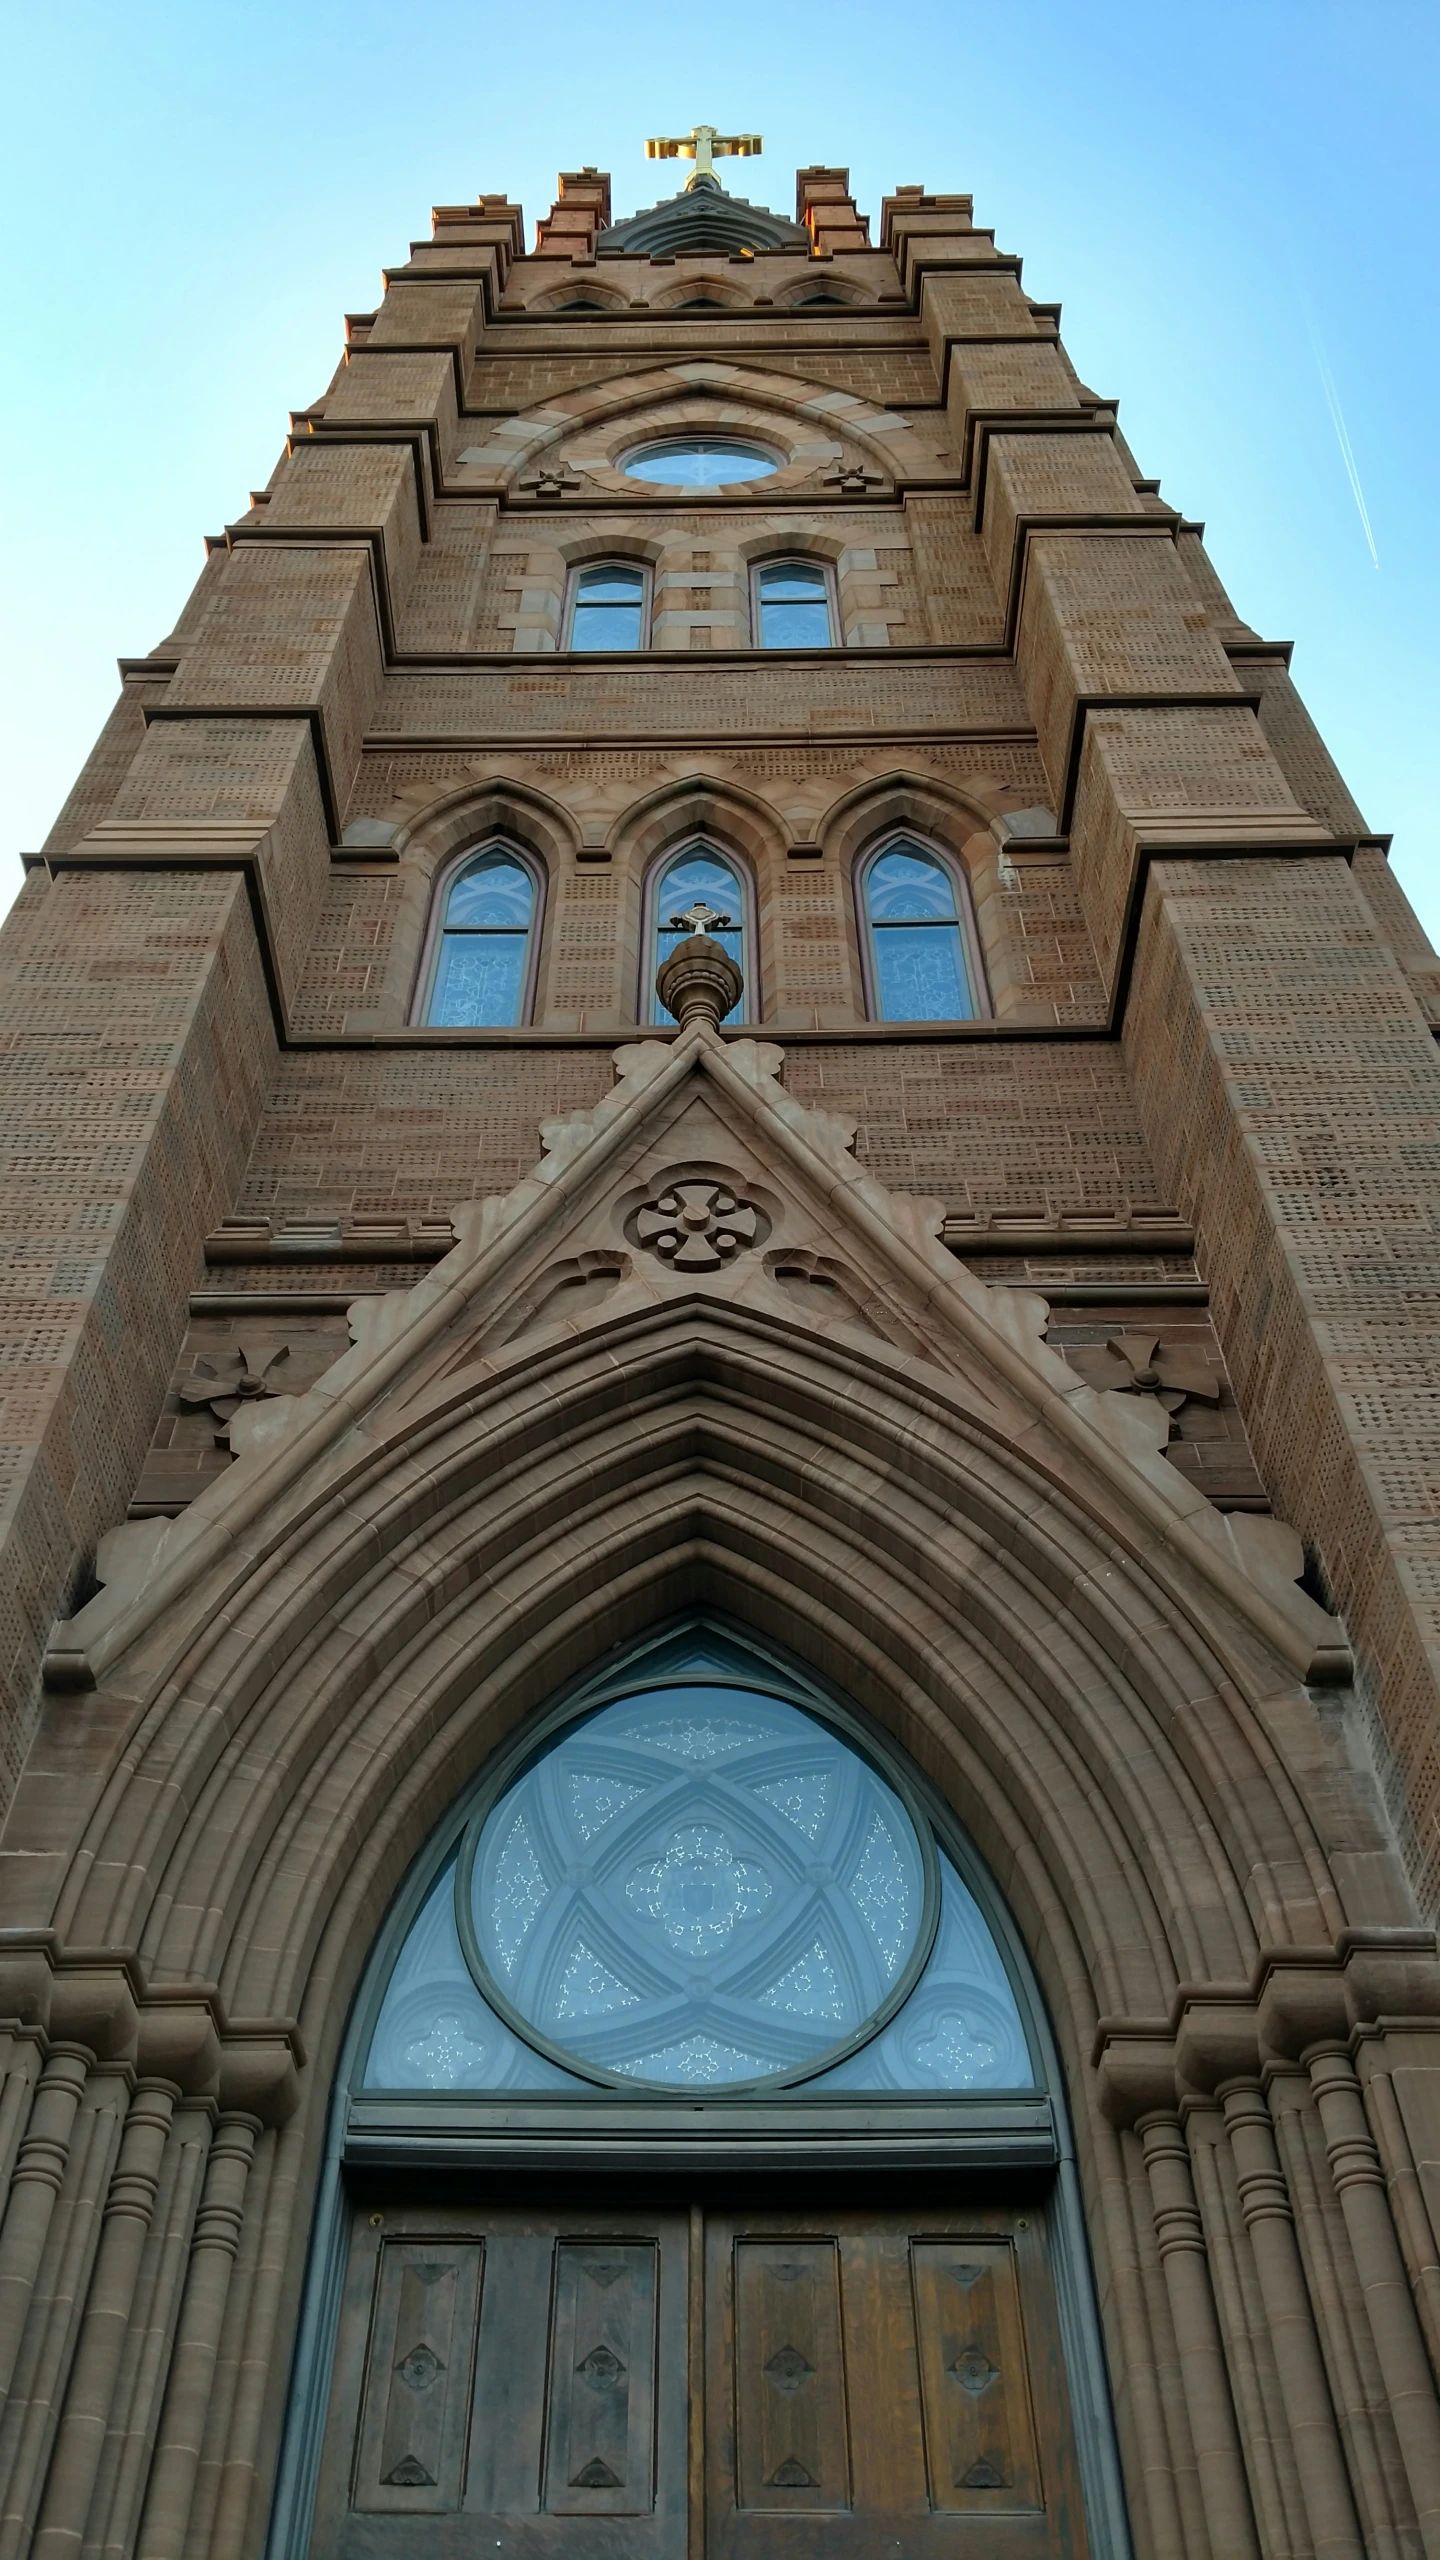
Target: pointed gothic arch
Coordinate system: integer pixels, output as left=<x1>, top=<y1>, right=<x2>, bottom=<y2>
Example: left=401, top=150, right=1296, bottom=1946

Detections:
left=7, top=1026, right=1403, bottom=2560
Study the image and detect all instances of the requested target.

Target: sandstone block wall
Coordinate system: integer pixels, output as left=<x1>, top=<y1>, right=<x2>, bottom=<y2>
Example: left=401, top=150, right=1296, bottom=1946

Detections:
left=6, top=152, right=1438, bottom=1909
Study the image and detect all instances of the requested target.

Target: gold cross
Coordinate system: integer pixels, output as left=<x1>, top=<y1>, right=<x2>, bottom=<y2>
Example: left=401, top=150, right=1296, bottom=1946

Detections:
left=645, top=124, right=762, bottom=189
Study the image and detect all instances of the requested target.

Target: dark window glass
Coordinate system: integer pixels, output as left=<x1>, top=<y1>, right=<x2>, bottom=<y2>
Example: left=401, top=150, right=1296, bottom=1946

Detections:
left=757, top=561, right=833, bottom=648
left=864, top=844, right=975, bottom=1022
left=623, top=440, right=778, bottom=487
left=652, top=846, right=745, bottom=1022
left=569, top=563, right=645, bottom=651
left=427, top=854, right=536, bottom=1027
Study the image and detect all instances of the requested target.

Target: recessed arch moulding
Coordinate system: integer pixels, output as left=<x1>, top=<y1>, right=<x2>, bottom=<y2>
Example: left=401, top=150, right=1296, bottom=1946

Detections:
left=6, top=1024, right=1440, bottom=2560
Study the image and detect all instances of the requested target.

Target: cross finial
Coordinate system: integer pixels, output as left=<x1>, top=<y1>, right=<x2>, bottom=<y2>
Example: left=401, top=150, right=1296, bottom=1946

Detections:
left=669, top=901, right=733, bottom=937
left=645, top=124, right=762, bottom=190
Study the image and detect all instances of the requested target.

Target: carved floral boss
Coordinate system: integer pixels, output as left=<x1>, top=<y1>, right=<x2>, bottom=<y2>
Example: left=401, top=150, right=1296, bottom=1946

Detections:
left=179, top=1342, right=300, bottom=1443
left=635, top=1181, right=758, bottom=1272
left=1064, top=1332, right=1219, bottom=1427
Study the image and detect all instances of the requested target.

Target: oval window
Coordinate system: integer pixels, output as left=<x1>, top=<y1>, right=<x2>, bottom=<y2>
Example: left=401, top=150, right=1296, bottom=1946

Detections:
left=622, top=438, right=780, bottom=487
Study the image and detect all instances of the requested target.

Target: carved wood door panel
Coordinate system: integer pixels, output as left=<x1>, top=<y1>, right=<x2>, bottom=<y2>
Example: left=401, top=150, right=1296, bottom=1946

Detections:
left=312, top=2203, right=690, bottom=2560
left=707, top=2205, right=1088, bottom=2560
left=311, top=2197, right=1088, bottom=2560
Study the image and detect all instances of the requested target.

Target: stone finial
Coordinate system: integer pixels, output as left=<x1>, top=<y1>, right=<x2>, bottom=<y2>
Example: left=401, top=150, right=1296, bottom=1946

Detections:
left=655, top=924, right=744, bottom=1031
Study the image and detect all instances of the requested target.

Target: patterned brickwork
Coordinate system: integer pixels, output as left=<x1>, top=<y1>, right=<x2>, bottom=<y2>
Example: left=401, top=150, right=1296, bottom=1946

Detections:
left=948, top=341, right=1081, bottom=450
left=898, top=497, right=1006, bottom=646
left=261, top=441, right=423, bottom=609
left=464, top=348, right=942, bottom=411
left=1248, top=655, right=1368, bottom=838
left=374, top=654, right=1029, bottom=739
left=38, top=679, right=171, bottom=860
left=0, top=867, right=273, bottom=1801
left=1125, top=856, right=1440, bottom=1902
left=1018, top=532, right=1242, bottom=799
left=353, top=738, right=1055, bottom=809
left=108, top=717, right=331, bottom=1014
left=234, top=1049, right=617, bottom=1222
left=1174, top=527, right=1258, bottom=645
left=393, top=502, right=502, bottom=654
left=1070, top=705, right=1308, bottom=994
left=164, top=543, right=383, bottom=816
left=781, top=1041, right=1163, bottom=1204
left=984, top=435, right=1147, bottom=603
left=1354, top=850, right=1440, bottom=1027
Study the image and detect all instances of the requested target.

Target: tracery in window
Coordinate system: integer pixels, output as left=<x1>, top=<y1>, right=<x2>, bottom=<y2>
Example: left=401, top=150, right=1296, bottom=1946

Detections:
left=362, top=1629, right=1034, bottom=2095
left=566, top=561, right=647, bottom=651
left=754, top=558, right=835, bottom=648
left=859, top=838, right=979, bottom=1023
left=421, top=849, right=539, bottom=1027
left=647, top=844, right=747, bottom=1023
left=622, top=438, right=780, bottom=487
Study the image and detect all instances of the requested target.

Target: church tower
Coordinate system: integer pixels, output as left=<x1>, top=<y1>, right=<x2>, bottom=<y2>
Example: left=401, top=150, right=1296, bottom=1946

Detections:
left=2, top=137, right=1440, bottom=2560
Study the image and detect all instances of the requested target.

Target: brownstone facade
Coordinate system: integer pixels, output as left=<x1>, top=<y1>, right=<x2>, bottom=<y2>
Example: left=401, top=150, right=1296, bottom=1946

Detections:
left=2, top=150, right=1440, bottom=2560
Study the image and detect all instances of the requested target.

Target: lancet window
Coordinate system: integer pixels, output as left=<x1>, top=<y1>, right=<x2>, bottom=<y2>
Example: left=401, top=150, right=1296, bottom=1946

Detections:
left=858, top=838, right=984, bottom=1023
left=418, top=847, right=541, bottom=1027
left=646, top=843, right=750, bottom=1024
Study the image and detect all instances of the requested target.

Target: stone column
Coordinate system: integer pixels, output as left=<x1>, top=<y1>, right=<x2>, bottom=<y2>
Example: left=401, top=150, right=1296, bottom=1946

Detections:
left=1310, top=2047, right=1440, bottom=2557
left=0, top=2047, right=89, bottom=2409
left=136, top=2114, right=258, bottom=2560
left=28, top=2079, right=178, bottom=2560
left=1219, top=2081, right=1364, bottom=2560
left=1138, top=2111, right=1261, bottom=2559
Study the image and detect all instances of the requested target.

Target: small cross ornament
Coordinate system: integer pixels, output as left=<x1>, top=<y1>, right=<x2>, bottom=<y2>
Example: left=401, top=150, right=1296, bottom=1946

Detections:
left=669, top=901, right=732, bottom=936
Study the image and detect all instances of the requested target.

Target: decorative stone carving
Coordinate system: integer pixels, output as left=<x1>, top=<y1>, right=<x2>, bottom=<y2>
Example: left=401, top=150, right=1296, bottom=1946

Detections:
left=518, top=464, right=581, bottom=500
left=635, top=1180, right=758, bottom=1271
left=655, top=912, right=744, bottom=1030
left=177, top=1342, right=302, bottom=1443
left=1062, top=1332, right=1220, bottom=1422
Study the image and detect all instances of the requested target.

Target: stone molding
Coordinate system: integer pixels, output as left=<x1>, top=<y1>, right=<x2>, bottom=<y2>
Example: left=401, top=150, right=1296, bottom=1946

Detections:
left=46, top=1024, right=1347, bottom=1694
left=0, top=1931, right=302, bottom=2122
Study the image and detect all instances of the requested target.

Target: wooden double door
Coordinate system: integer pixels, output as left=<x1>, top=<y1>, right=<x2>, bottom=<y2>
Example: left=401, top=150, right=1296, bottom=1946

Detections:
left=313, top=2188, right=1090, bottom=2560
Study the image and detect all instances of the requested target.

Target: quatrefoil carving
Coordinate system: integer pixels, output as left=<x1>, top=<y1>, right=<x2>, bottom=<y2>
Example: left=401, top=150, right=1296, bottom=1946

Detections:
left=635, top=1181, right=759, bottom=1272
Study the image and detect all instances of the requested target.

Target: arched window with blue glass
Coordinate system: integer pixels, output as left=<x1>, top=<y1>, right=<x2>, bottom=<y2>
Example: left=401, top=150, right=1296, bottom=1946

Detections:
left=565, top=560, right=649, bottom=651
left=418, top=846, right=542, bottom=1028
left=646, top=842, right=750, bottom=1025
left=858, top=836, right=985, bottom=1023
left=753, top=558, right=835, bottom=648
left=285, top=1620, right=1123, bottom=2560
left=359, top=1623, right=1038, bottom=2098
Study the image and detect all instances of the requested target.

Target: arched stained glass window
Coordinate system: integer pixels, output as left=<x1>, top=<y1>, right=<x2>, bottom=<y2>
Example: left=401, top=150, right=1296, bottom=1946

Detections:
left=648, top=844, right=747, bottom=1024
left=361, top=1628, right=1034, bottom=2096
left=754, top=559, right=834, bottom=648
left=567, top=562, right=647, bottom=651
left=422, top=850, right=538, bottom=1027
left=860, top=839, right=979, bottom=1023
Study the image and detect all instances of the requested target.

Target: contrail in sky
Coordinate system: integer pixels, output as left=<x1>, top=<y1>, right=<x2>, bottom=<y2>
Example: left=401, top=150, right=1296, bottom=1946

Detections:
left=1305, top=313, right=1380, bottom=568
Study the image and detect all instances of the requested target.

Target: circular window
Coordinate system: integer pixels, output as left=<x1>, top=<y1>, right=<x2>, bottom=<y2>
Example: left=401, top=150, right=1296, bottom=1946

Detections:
left=457, top=1681, right=935, bottom=2088
left=621, top=438, right=781, bottom=487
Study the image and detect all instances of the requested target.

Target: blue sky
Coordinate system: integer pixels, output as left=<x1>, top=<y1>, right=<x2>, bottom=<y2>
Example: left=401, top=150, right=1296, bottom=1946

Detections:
left=3, top=0, right=1437, bottom=933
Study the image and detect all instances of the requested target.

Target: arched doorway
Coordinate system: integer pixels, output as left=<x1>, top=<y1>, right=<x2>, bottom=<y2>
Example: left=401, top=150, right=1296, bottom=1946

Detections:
left=277, top=1620, right=1125, bottom=2560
